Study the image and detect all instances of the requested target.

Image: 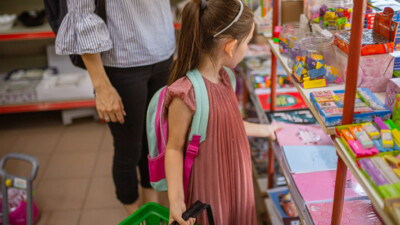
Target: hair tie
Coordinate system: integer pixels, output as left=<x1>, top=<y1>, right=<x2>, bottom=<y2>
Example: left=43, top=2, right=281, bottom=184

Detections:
left=201, top=0, right=207, bottom=10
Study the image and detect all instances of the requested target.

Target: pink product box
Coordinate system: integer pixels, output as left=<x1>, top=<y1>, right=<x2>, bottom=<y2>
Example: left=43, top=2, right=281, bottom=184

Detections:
left=385, top=78, right=400, bottom=112
left=335, top=47, right=394, bottom=92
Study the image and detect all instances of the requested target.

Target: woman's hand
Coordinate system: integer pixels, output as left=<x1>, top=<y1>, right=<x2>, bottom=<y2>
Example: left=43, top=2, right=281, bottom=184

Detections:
left=169, top=200, right=196, bottom=225
left=94, top=84, right=126, bottom=124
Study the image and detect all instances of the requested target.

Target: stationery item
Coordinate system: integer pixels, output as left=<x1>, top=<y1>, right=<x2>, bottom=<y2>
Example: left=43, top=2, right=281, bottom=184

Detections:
left=256, top=91, right=307, bottom=111
left=274, top=122, right=333, bottom=146
left=311, top=91, right=335, bottom=102
left=349, top=126, right=363, bottom=137
left=341, top=129, right=355, bottom=141
left=375, top=117, right=390, bottom=130
left=267, top=187, right=300, bottom=225
left=348, top=140, right=379, bottom=158
left=381, top=130, right=394, bottom=148
left=355, top=131, right=374, bottom=149
left=385, top=119, right=400, bottom=131
left=359, top=158, right=390, bottom=186
left=383, top=155, right=400, bottom=168
left=362, top=123, right=381, bottom=139
left=307, top=200, right=384, bottom=225
left=282, top=145, right=338, bottom=173
left=392, top=129, right=400, bottom=146
left=371, top=157, right=400, bottom=184
left=267, top=109, right=318, bottom=124
left=378, top=184, right=400, bottom=198
left=372, top=139, right=393, bottom=152
left=292, top=170, right=367, bottom=202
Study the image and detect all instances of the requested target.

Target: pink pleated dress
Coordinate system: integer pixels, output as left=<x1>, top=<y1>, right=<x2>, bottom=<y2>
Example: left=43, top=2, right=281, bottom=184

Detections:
left=165, top=68, right=257, bottom=225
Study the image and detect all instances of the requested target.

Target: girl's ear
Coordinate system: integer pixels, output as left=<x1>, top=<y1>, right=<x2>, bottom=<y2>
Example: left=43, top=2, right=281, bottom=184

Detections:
left=224, top=39, right=238, bottom=58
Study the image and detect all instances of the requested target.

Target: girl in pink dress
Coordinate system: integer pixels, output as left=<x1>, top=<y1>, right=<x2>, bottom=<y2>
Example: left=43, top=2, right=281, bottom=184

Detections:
left=165, top=0, right=280, bottom=224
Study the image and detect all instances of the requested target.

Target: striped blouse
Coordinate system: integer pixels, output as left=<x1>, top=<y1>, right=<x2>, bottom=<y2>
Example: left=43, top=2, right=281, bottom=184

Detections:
left=55, top=0, right=176, bottom=68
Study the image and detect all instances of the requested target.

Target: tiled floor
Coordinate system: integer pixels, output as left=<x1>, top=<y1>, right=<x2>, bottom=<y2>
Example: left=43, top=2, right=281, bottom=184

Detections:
left=0, top=111, right=266, bottom=225
left=0, top=111, right=128, bottom=225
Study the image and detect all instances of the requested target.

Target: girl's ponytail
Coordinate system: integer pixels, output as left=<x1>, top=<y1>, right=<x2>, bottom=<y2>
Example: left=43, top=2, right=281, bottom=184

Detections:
left=168, top=0, right=254, bottom=85
left=168, top=0, right=203, bottom=85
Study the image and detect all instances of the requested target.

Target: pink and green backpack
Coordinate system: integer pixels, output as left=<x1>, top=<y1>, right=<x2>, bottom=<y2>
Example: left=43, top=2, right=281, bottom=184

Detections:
left=146, top=67, right=236, bottom=198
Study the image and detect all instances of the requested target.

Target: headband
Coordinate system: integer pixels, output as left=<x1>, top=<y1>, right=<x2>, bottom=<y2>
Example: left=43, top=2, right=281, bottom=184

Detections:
left=213, top=0, right=244, bottom=38
left=201, top=0, right=207, bottom=10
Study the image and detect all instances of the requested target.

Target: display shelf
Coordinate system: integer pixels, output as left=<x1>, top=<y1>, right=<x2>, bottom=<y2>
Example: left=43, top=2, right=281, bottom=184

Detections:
left=0, top=23, right=55, bottom=41
left=0, top=22, right=182, bottom=42
left=0, top=99, right=95, bottom=114
left=267, top=39, right=386, bottom=135
left=334, top=138, right=396, bottom=225
left=270, top=141, right=313, bottom=225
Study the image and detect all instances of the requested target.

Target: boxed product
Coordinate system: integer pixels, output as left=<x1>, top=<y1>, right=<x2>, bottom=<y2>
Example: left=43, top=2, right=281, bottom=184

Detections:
left=335, top=46, right=394, bottom=92
left=310, top=88, right=391, bottom=126
left=386, top=78, right=400, bottom=112
left=334, top=7, right=398, bottom=56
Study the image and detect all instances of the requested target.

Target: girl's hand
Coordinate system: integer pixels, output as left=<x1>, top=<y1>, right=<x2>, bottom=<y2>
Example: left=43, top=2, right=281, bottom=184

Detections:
left=169, top=200, right=196, bottom=225
left=259, top=124, right=283, bottom=140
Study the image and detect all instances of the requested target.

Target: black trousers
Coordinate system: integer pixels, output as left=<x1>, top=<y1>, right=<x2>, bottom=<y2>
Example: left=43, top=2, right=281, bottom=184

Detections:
left=104, top=56, right=172, bottom=204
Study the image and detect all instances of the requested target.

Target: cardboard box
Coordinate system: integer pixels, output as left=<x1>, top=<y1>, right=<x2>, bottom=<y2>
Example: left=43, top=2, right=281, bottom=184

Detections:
left=385, top=78, right=400, bottom=112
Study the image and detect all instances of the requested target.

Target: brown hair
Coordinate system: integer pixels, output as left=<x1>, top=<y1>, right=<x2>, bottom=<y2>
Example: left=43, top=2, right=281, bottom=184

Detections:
left=168, top=0, right=254, bottom=85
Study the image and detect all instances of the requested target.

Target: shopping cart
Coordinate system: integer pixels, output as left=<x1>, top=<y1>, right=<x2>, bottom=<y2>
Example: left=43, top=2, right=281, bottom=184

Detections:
left=119, top=200, right=214, bottom=225
left=0, top=153, right=39, bottom=225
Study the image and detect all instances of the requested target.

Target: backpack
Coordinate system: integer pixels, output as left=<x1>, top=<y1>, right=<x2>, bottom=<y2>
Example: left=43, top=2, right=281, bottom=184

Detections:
left=146, top=67, right=236, bottom=199
left=43, top=0, right=107, bottom=69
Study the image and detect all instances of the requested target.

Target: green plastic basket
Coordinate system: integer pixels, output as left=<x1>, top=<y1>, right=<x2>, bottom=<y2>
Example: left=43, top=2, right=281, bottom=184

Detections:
left=119, top=202, right=199, bottom=225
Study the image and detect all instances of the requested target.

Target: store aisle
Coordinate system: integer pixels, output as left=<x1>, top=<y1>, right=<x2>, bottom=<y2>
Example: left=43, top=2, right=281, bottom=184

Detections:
left=0, top=111, right=128, bottom=225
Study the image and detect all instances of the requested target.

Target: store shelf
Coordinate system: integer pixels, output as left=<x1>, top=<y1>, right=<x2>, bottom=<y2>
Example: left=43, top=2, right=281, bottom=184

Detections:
left=334, top=138, right=396, bottom=225
left=0, top=98, right=95, bottom=114
left=0, top=22, right=182, bottom=42
left=267, top=39, right=386, bottom=135
left=0, top=23, right=55, bottom=41
left=270, top=141, right=313, bottom=225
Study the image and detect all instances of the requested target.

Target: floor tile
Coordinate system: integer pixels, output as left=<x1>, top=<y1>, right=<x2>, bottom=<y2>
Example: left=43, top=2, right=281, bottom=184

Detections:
left=84, top=177, right=121, bottom=209
left=55, top=129, right=104, bottom=153
left=43, top=152, right=97, bottom=179
left=78, top=207, right=127, bottom=225
left=99, top=129, right=113, bottom=152
left=12, top=132, right=60, bottom=154
left=35, top=178, right=89, bottom=211
left=36, top=210, right=80, bottom=225
left=0, top=134, right=18, bottom=156
left=93, top=151, right=113, bottom=177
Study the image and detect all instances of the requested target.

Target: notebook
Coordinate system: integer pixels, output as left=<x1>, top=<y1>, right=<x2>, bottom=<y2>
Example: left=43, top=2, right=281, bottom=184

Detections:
left=307, top=200, right=383, bottom=225
left=292, top=170, right=367, bottom=203
left=283, top=145, right=338, bottom=173
left=274, top=122, right=333, bottom=146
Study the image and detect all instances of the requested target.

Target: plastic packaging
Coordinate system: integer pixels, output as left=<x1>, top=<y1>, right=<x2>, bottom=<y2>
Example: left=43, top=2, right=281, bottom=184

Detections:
left=319, top=0, right=352, bottom=30
left=0, top=188, right=39, bottom=225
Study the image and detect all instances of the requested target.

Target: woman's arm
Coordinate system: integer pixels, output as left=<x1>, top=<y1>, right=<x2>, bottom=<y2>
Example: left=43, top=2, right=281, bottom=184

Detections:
left=166, top=97, right=196, bottom=225
left=81, top=53, right=125, bottom=124
left=243, top=121, right=282, bottom=140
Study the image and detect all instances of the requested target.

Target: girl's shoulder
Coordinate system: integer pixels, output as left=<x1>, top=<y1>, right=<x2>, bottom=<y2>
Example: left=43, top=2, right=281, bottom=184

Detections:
left=165, top=76, right=196, bottom=112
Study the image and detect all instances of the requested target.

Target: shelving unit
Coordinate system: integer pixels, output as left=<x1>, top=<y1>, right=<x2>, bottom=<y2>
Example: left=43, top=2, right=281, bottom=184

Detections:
left=267, top=0, right=397, bottom=224
left=267, top=39, right=387, bottom=135
left=334, top=139, right=396, bottom=225
left=0, top=23, right=55, bottom=41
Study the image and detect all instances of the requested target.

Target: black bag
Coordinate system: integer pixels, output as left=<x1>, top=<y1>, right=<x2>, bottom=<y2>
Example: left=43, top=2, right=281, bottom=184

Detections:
left=43, top=0, right=107, bottom=69
left=171, top=201, right=215, bottom=225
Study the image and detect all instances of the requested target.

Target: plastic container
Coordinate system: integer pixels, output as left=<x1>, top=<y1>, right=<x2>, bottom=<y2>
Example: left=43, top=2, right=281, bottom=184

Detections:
left=120, top=202, right=200, bottom=225
left=319, top=0, right=352, bottom=30
left=304, top=0, right=322, bottom=20
left=279, top=22, right=299, bottom=55
left=288, top=31, right=314, bottom=69
left=318, top=36, right=342, bottom=83
left=0, top=14, right=16, bottom=31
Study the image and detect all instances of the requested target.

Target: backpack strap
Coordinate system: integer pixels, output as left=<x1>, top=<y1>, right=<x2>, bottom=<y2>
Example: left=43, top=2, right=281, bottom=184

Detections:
left=223, top=66, right=236, bottom=92
left=183, top=69, right=209, bottom=199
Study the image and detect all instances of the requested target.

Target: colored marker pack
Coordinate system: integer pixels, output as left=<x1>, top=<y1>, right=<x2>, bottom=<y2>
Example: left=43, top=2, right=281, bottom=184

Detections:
left=341, top=129, right=355, bottom=141
left=355, top=131, right=375, bottom=149
left=382, top=130, right=395, bottom=148
left=371, top=157, right=400, bottom=184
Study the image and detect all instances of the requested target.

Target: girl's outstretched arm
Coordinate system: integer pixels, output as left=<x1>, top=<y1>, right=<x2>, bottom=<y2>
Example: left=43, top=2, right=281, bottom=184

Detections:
left=243, top=121, right=282, bottom=140
left=166, top=97, right=196, bottom=225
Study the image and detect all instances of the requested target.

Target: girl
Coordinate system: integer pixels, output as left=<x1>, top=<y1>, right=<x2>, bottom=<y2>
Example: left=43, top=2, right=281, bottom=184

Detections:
left=165, top=0, right=280, bottom=224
